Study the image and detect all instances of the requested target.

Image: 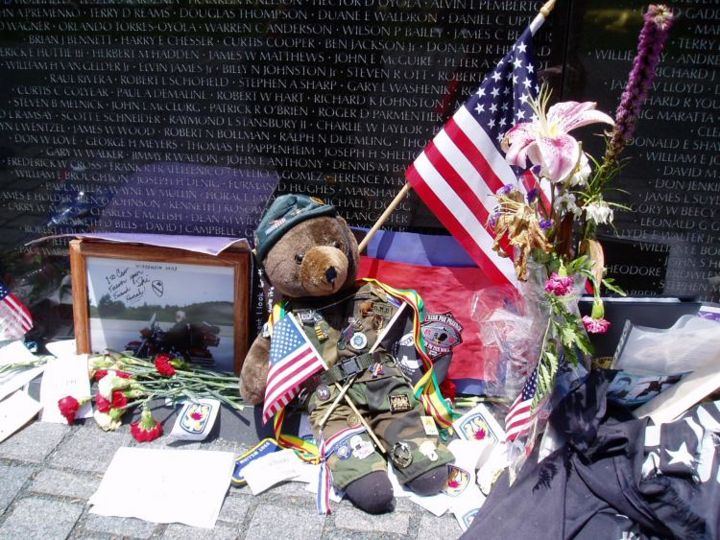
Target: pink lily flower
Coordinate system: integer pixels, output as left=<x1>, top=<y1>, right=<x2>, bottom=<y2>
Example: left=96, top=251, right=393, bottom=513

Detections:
left=502, top=92, right=614, bottom=183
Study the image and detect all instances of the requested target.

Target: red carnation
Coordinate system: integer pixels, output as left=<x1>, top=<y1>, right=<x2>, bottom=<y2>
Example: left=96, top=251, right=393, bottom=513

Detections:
left=94, top=369, right=131, bottom=382
left=95, top=393, right=111, bottom=413
left=58, top=396, right=80, bottom=424
left=154, top=354, right=176, bottom=377
left=131, top=408, right=163, bottom=443
left=112, top=390, right=128, bottom=409
left=95, top=390, right=127, bottom=413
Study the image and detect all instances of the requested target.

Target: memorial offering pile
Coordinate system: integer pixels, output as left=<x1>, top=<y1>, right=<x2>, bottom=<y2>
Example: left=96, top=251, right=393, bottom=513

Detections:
left=57, top=351, right=244, bottom=442
left=489, top=4, right=675, bottom=405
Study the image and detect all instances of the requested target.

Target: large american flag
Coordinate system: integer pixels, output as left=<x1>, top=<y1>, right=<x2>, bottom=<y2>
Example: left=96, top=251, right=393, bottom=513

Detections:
left=262, top=313, right=326, bottom=424
left=505, top=366, right=539, bottom=441
left=0, top=281, right=33, bottom=340
left=406, top=24, right=543, bottom=289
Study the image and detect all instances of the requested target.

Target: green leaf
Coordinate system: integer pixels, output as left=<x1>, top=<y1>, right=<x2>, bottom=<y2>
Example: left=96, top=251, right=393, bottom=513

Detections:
left=602, top=278, right=627, bottom=296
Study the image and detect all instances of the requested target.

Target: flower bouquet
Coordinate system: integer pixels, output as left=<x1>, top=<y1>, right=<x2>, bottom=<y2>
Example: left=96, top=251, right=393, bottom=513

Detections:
left=58, top=351, right=244, bottom=443
left=490, top=5, right=674, bottom=406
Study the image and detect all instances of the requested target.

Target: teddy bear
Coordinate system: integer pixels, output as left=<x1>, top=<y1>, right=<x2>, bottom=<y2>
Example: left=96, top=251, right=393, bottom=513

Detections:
left=240, top=194, right=453, bottom=514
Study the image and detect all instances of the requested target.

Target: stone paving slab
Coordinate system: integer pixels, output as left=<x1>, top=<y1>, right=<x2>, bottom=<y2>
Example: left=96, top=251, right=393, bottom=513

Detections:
left=50, top=426, right=132, bottom=473
left=0, top=463, right=35, bottom=514
left=81, top=514, right=158, bottom=539
left=333, top=504, right=412, bottom=535
left=162, top=523, right=240, bottom=540
left=244, top=502, right=327, bottom=540
left=29, top=468, right=101, bottom=500
left=0, top=422, right=68, bottom=463
left=0, top=496, right=83, bottom=540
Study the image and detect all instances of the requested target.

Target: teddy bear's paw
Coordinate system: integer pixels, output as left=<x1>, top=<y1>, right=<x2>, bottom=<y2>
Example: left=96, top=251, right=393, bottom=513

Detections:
left=344, top=471, right=396, bottom=514
left=405, top=465, right=448, bottom=497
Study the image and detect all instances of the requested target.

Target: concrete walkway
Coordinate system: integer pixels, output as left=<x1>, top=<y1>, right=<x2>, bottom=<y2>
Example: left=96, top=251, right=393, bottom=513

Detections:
left=0, top=421, right=461, bottom=539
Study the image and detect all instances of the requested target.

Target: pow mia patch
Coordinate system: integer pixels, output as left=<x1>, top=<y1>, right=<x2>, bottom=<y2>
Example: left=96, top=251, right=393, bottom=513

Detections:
left=389, top=393, right=412, bottom=413
left=421, top=312, right=464, bottom=359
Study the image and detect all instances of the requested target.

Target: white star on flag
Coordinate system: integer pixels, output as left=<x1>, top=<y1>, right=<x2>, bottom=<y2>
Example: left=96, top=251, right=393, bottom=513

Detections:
left=666, top=442, right=695, bottom=467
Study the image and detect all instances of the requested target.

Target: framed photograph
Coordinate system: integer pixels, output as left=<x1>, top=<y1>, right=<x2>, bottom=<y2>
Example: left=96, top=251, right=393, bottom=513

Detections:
left=69, top=239, right=250, bottom=374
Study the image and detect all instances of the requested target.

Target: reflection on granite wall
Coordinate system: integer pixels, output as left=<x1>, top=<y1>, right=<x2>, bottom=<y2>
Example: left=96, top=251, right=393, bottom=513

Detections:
left=565, top=0, right=719, bottom=300
left=0, top=1, right=718, bottom=311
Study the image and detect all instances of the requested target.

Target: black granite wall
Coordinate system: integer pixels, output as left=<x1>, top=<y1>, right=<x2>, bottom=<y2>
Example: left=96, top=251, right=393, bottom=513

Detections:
left=1, top=1, right=718, bottom=311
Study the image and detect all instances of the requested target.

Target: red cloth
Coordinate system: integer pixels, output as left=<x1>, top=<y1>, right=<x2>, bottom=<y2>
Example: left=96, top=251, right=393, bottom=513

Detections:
left=358, top=256, right=496, bottom=383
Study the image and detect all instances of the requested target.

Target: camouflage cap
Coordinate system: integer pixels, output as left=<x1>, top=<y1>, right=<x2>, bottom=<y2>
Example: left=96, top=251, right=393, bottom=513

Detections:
left=254, top=194, right=336, bottom=261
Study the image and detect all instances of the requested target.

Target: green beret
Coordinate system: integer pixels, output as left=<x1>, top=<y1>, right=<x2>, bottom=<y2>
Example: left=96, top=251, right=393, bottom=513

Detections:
left=254, top=194, right=336, bottom=262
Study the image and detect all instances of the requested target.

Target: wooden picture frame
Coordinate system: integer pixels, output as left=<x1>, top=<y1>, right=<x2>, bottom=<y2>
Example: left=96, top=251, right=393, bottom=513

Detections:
left=69, top=239, right=250, bottom=374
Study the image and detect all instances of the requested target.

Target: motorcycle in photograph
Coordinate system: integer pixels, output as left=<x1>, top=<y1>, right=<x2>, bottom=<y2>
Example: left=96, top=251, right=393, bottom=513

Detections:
left=125, top=314, right=221, bottom=367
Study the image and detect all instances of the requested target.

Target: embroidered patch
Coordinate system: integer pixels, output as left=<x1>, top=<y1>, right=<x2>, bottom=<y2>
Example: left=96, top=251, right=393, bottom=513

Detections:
left=372, top=303, right=393, bottom=317
left=349, top=435, right=374, bottom=460
left=421, top=416, right=439, bottom=436
left=421, top=312, right=464, bottom=358
left=389, top=393, right=412, bottom=413
left=443, top=465, right=470, bottom=496
left=419, top=440, right=439, bottom=462
left=336, top=444, right=351, bottom=460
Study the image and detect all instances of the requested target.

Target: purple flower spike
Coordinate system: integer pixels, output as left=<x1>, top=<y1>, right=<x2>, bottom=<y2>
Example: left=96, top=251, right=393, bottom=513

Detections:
left=539, top=218, right=553, bottom=230
left=606, top=4, right=674, bottom=163
left=526, top=188, right=539, bottom=203
left=497, top=183, right=514, bottom=195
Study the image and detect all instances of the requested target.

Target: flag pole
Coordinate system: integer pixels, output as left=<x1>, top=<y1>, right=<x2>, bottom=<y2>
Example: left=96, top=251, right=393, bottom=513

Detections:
left=357, top=182, right=411, bottom=253
left=356, top=0, right=557, bottom=255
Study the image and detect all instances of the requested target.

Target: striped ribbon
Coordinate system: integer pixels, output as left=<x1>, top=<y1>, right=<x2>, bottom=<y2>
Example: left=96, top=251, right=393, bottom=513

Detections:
left=316, top=425, right=366, bottom=514
left=360, top=278, right=459, bottom=428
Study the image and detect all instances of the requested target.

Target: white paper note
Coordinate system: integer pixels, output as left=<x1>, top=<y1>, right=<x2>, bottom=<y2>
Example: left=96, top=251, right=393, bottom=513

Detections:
left=46, top=339, right=77, bottom=358
left=40, top=355, right=93, bottom=423
left=89, top=448, right=235, bottom=529
left=0, top=341, right=46, bottom=402
left=241, top=449, right=303, bottom=495
left=0, top=390, right=42, bottom=443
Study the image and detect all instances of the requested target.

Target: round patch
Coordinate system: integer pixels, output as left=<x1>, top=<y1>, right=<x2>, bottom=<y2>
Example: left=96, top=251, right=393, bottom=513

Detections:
left=349, top=332, right=368, bottom=350
left=335, top=444, right=351, bottom=460
left=346, top=414, right=361, bottom=428
left=391, top=441, right=413, bottom=469
left=316, top=384, right=331, bottom=402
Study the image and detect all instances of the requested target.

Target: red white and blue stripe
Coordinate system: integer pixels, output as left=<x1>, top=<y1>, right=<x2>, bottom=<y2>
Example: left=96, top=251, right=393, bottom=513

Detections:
left=406, top=23, right=548, bottom=290
left=316, top=425, right=366, bottom=514
left=505, top=367, right=539, bottom=442
left=0, top=281, right=33, bottom=340
left=262, top=313, right=326, bottom=424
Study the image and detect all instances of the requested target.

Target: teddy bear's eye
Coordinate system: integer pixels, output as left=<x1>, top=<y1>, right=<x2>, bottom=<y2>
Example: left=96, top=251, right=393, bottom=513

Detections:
left=332, top=241, right=342, bottom=249
left=294, top=254, right=304, bottom=264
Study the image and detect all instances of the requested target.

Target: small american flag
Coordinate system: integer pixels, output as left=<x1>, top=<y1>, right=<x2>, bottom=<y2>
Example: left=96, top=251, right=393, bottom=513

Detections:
left=505, top=367, right=539, bottom=442
left=0, top=281, right=33, bottom=340
left=406, top=22, right=547, bottom=289
left=262, top=313, right=326, bottom=424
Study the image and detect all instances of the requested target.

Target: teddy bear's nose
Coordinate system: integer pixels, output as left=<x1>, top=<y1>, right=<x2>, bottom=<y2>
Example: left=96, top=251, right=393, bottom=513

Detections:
left=325, top=266, right=338, bottom=284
